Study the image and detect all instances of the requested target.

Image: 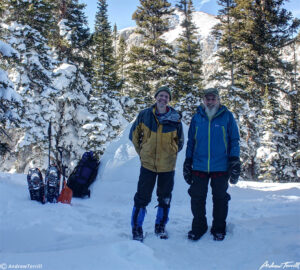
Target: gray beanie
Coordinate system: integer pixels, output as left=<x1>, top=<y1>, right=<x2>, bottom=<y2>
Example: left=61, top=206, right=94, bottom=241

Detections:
left=154, top=86, right=172, bottom=101
left=203, top=88, right=219, bottom=97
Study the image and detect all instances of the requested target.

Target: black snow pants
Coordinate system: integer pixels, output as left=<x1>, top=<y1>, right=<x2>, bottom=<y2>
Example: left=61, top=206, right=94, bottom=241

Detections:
left=188, top=171, right=231, bottom=234
left=134, top=166, right=175, bottom=208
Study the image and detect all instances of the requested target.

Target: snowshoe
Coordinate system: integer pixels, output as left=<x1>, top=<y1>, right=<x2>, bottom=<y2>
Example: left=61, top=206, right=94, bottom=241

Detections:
left=212, top=232, right=225, bottom=241
left=27, top=168, right=45, bottom=204
left=155, top=224, right=168, bottom=239
left=45, top=165, right=60, bottom=203
left=132, top=226, right=144, bottom=242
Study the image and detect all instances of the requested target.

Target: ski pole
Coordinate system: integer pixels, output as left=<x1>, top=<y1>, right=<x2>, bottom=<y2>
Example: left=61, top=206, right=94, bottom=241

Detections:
left=48, top=121, right=52, bottom=167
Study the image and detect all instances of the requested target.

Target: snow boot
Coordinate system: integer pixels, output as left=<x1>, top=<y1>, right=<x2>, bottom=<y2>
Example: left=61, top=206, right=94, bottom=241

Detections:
left=187, top=227, right=207, bottom=241
left=212, top=232, right=226, bottom=241
left=131, top=207, right=146, bottom=241
left=155, top=207, right=169, bottom=239
left=211, top=227, right=226, bottom=241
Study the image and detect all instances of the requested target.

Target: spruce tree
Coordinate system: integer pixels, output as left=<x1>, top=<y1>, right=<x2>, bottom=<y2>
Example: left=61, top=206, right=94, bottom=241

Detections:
left=86, top=0, right=126, bottom=158
left=213, top=0, right=300, bottom=181
left=173, top=0, right=203, bottom=121
left=127, top=0, right=174, bottom=100
left=212, top=0, right=237, bottom=86
left=52, top=0, right=91, bottom=72
left=2, top=0, right=56, bottom=40
left=229, top=0, right=299, bottom=181
left=0, top=40, right=22, bottom=156
left=117, top=35, right=127, bottom=94
left=92, top=0, right=118, bottom=93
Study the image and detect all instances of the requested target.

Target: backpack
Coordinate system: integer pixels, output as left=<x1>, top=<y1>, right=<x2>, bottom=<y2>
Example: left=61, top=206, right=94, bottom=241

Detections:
left=67, top=151, right=100, bottom=198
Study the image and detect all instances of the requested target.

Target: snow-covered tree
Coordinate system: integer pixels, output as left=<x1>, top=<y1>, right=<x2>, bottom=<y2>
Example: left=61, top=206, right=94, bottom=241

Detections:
left=127, top=0, right=174, bottom=101
left=0, top=22, right=58, bottom=171
left=173, top=0, right=203, bottom=101
left=0, top=40, right=22, bottom=156
left=52, top=0, right=91, bottom=74
left=92, top=0, right=118, bottom=93
left=84, top=0, right=127, bottom=158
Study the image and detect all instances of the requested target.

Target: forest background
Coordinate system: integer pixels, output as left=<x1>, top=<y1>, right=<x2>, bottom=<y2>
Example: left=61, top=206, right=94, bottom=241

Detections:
left=0, top=0, right=299, bottom=182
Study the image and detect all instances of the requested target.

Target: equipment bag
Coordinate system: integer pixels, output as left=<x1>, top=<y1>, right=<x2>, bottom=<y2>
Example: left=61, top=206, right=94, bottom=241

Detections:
left=67, top=151, right=100, bottom=198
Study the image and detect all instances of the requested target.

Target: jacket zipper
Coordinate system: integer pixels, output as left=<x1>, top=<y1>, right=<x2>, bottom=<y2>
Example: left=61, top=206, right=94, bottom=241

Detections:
left=207, top=108, right=225, bottom=172
left=208, top=120, right=211, bottom=173
left=153, top=108, right=159, bottom=172
left=194, top=126, right=198, bottom=157
left=222, top=126, right=228, bottom=154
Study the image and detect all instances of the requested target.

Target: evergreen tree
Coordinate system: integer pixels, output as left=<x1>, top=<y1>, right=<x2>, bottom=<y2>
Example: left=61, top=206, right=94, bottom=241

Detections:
left=92, top=0, right=118, bottom=93
left=1, top=21, right=58, bottom=171
left=212, top=0, right=237, bottom=86
left=0, top=40, right=22, bottom=156
left=86, top=0, right=126, bottom=158
left=52, top=62, right=93, bottom=167
left=52, top=0, right=91, bottom=71
left=113, top=23, right=118, bottom=60
left=127, top=0, right=174, bottom=100
left=213, top=0, right=299, bottom=181
left=173, top=0, right=203, bottom=121
left=117, top=35, right=127, bottom=94
left=2, top=0, right=56, bottom=40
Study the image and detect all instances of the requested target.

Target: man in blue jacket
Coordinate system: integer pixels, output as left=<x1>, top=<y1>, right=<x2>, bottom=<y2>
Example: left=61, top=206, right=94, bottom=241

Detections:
left=183, top=88, right=241, bottom=241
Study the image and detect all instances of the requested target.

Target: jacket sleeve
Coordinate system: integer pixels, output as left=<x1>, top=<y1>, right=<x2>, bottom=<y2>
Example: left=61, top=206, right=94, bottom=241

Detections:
left=185, top=115, right=196, bottom=159
left=228, top=112, right=240, bottom=158
left=129, top=113, right=143, bottom=155
left=177, top=122, right=184, bottom=152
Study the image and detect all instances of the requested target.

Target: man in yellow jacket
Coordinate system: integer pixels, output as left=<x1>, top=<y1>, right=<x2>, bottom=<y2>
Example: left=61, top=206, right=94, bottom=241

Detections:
left=129, top=86, right=184, bottom=241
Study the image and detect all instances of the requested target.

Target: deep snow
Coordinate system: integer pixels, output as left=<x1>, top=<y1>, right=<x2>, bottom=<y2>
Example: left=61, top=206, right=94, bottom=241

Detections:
left=0, top=124, right=300, bottom=270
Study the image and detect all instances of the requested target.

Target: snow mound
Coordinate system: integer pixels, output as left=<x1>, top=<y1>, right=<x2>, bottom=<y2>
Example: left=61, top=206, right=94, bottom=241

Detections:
left=0, top=122, right=300, bottom=270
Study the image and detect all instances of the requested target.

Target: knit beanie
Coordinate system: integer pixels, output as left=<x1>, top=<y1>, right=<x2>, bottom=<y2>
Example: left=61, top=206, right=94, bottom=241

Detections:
left=154, top=86, right=172, bottom=101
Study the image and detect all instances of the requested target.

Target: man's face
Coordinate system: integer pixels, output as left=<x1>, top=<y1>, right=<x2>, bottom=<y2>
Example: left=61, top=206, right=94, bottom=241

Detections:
left=204, top=94, right=219, bottom=110
left=156, top=91, right=170, bottom=107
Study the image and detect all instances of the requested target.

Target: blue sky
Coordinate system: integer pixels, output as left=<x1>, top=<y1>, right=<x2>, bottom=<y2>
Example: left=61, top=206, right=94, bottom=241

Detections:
left=79, top=0, right=300, bottom=31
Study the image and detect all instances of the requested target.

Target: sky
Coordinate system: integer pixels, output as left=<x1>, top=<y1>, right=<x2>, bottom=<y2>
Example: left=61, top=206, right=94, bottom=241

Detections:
left=79, top=0, right=300, bottom=31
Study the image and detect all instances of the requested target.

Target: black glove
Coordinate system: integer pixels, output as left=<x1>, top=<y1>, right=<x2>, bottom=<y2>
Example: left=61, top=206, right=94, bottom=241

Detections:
left=183, top=158, right=193, bottom=185
left=228, top=156, right=241, bottom=184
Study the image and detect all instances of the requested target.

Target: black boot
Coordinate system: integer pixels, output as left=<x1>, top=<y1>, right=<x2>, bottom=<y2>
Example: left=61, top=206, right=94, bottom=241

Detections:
left=155, top=224, right=168, bottom=239
left=211, top=227, right=226, bottom=241
left=132, top=226, right=144, bottom=242
left=131, top=207, right=146, bottom=242
left=155, top=207, right=169, bottom=239
left=187, top=226, right=207, bottom=241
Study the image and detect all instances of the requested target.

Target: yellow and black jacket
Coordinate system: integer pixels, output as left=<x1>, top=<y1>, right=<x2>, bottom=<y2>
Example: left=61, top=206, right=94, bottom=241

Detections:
left=129, top=105, right=184, bottom=173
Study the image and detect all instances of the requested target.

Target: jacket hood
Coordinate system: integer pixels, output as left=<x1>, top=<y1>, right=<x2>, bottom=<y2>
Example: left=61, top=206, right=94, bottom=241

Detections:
left=152, top=104, right=181, bottom=124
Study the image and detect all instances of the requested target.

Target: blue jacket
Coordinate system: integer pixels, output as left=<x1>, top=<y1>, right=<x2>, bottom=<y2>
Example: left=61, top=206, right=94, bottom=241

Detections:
left=186, top=105, right=240, bottom=172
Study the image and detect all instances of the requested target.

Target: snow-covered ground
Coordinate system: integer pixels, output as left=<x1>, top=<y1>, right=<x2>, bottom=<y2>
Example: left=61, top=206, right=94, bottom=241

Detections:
left=1, top=124, right=300, bottom=270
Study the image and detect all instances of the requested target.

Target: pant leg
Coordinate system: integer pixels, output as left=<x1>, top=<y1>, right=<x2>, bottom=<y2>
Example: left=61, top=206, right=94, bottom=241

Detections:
left=155, top=171, right=174, bottom=225
left=134, top=166, right=157, bottom=208
left=156, top=170, right=175, bottom=208
left=210, top=173, right=231, bottom=234
left=188, top=173, right=209, bottom=234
